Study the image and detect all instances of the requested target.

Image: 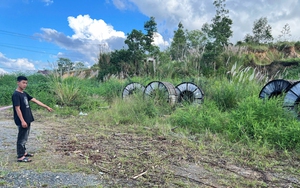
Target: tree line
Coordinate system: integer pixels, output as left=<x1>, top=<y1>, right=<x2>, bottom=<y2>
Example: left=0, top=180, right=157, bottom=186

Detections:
left=56, top=0, right=297, bottom=80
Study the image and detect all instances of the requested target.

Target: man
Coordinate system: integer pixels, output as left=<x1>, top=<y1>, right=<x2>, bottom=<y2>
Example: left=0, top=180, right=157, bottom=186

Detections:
left=12, top=75, right=53, bottom=162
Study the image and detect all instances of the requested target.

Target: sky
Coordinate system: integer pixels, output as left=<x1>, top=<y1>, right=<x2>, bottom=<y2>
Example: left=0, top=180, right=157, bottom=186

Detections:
left=0, top=0, right=300, bottom=74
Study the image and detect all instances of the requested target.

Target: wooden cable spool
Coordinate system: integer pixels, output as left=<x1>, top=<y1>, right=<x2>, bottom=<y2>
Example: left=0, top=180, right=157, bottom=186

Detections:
left=259, top=79, right=295, bottom=99
left=283, top=81, right=300, bottom=112
left=143, top=81, right=177, bottom=105
left=175, top=82, right=204, bottom=104
left=122, top=82, right=145, bottom=99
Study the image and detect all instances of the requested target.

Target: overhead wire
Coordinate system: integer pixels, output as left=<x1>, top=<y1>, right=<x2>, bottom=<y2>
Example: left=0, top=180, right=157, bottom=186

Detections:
left=0, top=29, right=104, bottom=56
left=0, top=29, right=101, bottom=72
left=0, top=29, right=39, bottom=40
left=0, top=44, right=58, bottom=55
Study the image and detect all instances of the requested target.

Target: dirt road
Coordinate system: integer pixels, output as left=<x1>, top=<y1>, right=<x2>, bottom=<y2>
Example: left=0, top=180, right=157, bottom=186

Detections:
left=0, top=109, right=104, bottom=187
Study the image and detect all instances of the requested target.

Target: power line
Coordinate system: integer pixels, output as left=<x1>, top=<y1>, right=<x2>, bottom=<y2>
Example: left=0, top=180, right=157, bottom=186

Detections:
left=0, top=29, right=39, bottom=40
left=0, top=42, right=61, bottom=51
left=0, top=29, right=108, bottom=45
left=0, top=44, right=58, bottom=55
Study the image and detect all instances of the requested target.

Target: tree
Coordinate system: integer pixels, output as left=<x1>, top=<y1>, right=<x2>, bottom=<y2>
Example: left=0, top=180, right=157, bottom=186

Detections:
left=74, top=62, right=85, bottom=70
left=97, top=49, right=133, bottom=81
left=170, top=22, right=187, bottom=60
left=143, top=16, right=160, bottom=56
left=278, top=23, right=291, bottom=42
left=125, top=29, right=146, bottom=75
left=186, top=30, right=207, bottom=51
left=186, top=30, right=207, bottom=70
left=244, top=34, right=254, bottom=44
left=245, top=17, right=273, bottom=44
left=200, top=0, right=233, bottom=76
left=209, top=0, right=233, bottom=47
left=56, top=58, right=74, bottom=75
left=253, top=17, right=273, bottom=43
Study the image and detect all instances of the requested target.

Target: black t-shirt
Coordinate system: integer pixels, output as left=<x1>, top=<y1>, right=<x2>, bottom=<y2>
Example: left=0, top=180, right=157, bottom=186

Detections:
left=12, top=90, right=34, bottom=125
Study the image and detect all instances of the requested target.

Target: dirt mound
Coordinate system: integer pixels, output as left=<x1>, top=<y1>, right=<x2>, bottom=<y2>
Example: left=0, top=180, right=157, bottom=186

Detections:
left=282, top=46, right=300, bottom=58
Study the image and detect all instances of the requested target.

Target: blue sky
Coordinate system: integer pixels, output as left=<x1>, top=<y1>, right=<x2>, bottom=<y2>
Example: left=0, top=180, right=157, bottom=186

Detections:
left=1, top=0, right=300, bottom=73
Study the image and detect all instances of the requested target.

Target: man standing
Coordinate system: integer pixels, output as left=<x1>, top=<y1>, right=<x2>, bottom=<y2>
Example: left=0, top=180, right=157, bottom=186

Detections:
left=12, top=76, right=53, bottom=162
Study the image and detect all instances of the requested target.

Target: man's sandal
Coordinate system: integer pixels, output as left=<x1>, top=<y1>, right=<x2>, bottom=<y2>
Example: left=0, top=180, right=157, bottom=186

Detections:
left=24, top=153, right=34, bottom=157
left=17, top=157, right=32, bottom=162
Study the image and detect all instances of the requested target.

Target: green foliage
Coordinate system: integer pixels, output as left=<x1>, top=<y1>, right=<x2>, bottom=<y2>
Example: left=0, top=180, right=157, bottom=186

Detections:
left=56, top=58, right=74, bottom=75
left=169, top=100, right=229, bottom=133
left=210, top=0, right=233, bottom=46
left=144, top=16, right=160, bottom=56
left=2, top=68, right=299, bottom=152
left=125, top=29, right=146, bottom=76
left=0, top=73, right=56, bottom=107
left=228, top=96, right=300, bottom=150
left=186, top=30, right=207, bottom=50
left=244, top=17, right=273, bottom=44
left=94, top=92, right=173, bottom=127
left=0, top=74, right=16, bottom=105
left=50, top=76, right=85, bottom=108
left=279, top=58, right=300, bottom=63
left=156, top=60, right=197, bottom=79
left=0, top=85, right=13, bottom=106
left=295, top=41, right=300, bottom=51
left=245, top=43, right=269, bottom=52
left=170, top=22, right=187, bottom=61
left=97, top=50, right=131, bottom=81
left=278, top=58, right=300, bottom=79
left=96, top=78, right=124, bottom=103
left=169, top=91, right=300, bottom=151
left=275, top=41, right=295, bottom=51
left=206, top=74, right=260, bottom=111
left=199, top=0, right=233, bottom=76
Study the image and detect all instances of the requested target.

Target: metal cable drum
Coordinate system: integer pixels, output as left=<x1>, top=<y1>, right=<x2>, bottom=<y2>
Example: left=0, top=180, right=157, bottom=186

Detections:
left=259, top=79, right=294, bottom=99
left=143, top=81, right=177, bottom=105
left=283, top=81, right=300, bottom=112
left=122, top=82, right=145, bottom=99
left=175, top=82, right=204, bottom=104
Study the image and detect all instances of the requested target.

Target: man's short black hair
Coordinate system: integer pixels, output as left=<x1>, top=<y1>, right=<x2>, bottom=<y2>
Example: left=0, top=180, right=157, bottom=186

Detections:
left=17, top=76, right=28, bottom=82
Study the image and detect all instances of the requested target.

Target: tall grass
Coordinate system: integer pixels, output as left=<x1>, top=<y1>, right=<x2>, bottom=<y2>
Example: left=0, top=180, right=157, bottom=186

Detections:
left=169, top=69, right=300, bottom=151
left=228, top=96, right=300, bottom=150
left=86, top=92, right=172, bottom=128
left=50, top=75, right=83, bottom=108
left=1, top=62, right=299, bottom=152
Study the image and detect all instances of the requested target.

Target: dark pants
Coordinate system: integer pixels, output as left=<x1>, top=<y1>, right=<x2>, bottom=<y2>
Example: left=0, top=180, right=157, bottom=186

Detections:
left=17, top=124, right=30, bottom=158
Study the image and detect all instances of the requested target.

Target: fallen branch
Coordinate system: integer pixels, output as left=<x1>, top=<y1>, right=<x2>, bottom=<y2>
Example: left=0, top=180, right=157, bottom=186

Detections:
left=132, top=170, right=147, bottom=179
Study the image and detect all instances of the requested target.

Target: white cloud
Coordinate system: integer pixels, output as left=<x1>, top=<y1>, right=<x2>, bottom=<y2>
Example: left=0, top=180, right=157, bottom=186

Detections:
left=68, top=15, right=125, bottom=41
left=0, top=68, right=8, bottom=74
left=42, top=0, right=53, bottom=6
left=37, top=15, right=127, bottom=67
left=112, top=0, right=127, bottom=10
left=113, top=0, right=300, bottom=43
left=0, top=52, right=36, bottom=72
left=153, top=32, right=169, bottom=50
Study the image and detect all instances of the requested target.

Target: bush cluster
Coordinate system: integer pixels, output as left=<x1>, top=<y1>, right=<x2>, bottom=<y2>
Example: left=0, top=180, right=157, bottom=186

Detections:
left=1, top=69, right=299, bottom=151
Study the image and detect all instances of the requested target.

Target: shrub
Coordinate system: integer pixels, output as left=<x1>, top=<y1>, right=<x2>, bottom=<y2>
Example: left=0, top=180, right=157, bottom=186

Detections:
left=50, top=76, right=85, bottom=108
left=169, top=100, right=230, bottom=134
left=295, top=41, right=300, bottom=51
left=228, top=96, right=300, bottom=150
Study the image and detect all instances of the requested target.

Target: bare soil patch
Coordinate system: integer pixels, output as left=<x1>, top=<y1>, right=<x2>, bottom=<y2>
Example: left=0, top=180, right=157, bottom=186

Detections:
left=1, top=109, right=300, bottom=187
